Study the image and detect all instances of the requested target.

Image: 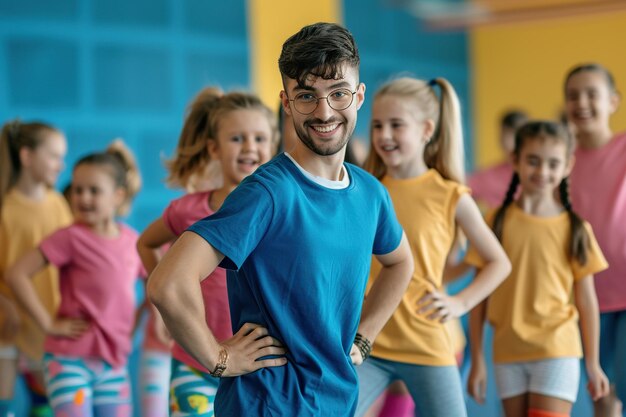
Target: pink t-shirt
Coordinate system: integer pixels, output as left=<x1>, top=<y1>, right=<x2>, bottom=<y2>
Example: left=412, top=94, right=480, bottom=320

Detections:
left=570, top=132, right=626, bottom=312
left=163, top=191, right=232, bottom=372
left=467, top=162, right=513, bottom=209
left=39, top=223, right=144, bottom=367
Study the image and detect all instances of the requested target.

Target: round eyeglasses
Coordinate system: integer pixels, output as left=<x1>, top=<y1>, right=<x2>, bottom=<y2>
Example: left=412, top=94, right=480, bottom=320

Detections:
left=288, top=88, right=357, bottom=115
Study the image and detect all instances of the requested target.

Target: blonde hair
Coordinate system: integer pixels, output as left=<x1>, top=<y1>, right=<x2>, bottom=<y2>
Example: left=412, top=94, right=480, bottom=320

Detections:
left=364, top=77, right=465, bottom=184
left=165, top=88, right=279, bottom=189
left=0, top=119, right=60, bottom=212
left=74, top=139, right=141, bottom=216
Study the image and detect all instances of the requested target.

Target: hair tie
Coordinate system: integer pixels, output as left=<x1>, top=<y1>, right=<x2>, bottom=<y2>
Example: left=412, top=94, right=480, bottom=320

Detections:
left=428, top=78, right=437, bottom=87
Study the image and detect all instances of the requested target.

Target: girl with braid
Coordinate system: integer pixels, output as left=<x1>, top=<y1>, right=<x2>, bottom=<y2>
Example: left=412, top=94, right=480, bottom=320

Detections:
left=466, top=121, right=610, bottom=417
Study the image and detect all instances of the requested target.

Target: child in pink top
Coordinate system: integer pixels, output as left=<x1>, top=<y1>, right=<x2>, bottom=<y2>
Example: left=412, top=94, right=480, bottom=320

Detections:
left=6, top=140, right=143, bottom=417
left=137, top=89, right=277, bottom=416
left=134, top=87, right=227, bottom=417
left=468, top=110, right=528, bottom=210
left=564, top=63, right=626, bottom=417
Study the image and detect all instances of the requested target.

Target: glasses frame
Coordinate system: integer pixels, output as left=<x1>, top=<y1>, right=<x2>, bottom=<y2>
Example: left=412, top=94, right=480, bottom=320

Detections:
left=288, top=88, right=357, bottom=115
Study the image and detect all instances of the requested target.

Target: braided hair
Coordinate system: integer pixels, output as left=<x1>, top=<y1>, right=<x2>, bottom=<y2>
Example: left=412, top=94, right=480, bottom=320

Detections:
left=491, top=120, right=591, bottom=265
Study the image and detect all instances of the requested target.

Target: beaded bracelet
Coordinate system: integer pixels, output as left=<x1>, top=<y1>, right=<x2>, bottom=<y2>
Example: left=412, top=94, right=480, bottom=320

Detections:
left=210, top=348, right=229, bottom=377
left=354, top=332, right=372, bottom=361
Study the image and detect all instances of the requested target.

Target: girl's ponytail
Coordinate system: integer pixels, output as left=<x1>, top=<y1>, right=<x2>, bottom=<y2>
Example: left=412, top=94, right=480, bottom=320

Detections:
left=165, top=87, right=224, bottom=189
left=424, top=78, right=465, bottom=184
left=106, top=139, right=142, bottom=216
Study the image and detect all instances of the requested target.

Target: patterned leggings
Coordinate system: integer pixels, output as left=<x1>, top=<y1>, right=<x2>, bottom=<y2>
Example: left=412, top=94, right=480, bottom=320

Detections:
left=169, top=358, right=219, bottom=417
left=43, top=353, right=131, bottom=417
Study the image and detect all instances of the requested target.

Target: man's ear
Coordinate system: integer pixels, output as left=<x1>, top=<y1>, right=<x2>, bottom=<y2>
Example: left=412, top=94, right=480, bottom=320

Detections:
left=355, top=83, right=366, bottom=111
left=280, top=91, right=292, bottom=116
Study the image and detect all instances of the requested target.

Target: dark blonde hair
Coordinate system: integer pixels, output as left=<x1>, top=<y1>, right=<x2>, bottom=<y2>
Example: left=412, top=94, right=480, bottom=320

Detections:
left=364, top=77, right=465, bottom=184
left=0, top=119, right=61, bottom=211
left=492, top=120, right=590, bottom=265
left=165, top=88, right=278, bottom=189
left=74, top=139, right=141, bottom=217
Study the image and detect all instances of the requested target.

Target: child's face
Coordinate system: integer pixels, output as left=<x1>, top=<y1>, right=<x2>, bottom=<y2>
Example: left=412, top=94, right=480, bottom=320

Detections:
left=565, top=70, right=619, bottom=136
left=25, top=131, right=67, bottom=187
left=71, top=164, right=123, bottom=226
left=209, top=109, right=274, bottom=187
left=514, top=137, right=572, bottom=197
left=371, top=94, right=434, bottom=176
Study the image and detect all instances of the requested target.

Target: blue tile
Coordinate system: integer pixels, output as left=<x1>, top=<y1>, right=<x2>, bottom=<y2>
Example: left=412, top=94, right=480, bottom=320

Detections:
left=136, top=129, right=179, bottom=192
left=92, top=0, right=170, bottom=27
left=0, top=0, right=77, bottom=19
left=94, top=44, right=173, bottom=111
left=185, top=51, right=249, bottom=99
left=6, top=37, right=79, bottom=107
left=183, top=0, right=247, bottom=38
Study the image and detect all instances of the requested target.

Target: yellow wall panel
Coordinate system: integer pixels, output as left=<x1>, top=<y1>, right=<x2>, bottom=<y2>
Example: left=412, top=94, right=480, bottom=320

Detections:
left=248, top=0, right=342, bottom=109
left=471, top=12, right=626, bottom=168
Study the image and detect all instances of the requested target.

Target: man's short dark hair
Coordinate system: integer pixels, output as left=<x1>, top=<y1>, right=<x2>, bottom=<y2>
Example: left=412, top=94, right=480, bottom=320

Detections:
left=278, top=22, right=360, bottom=87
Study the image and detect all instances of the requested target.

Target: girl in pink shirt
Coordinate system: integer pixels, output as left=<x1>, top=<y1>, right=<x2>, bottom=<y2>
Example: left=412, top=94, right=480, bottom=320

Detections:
left=564, top=63, right=626, bottom=417
left=6, top=140, right=143, bottom=417
left=136, top=89, right=277, bottom=416
left=134, top=87, right=227, bottom=417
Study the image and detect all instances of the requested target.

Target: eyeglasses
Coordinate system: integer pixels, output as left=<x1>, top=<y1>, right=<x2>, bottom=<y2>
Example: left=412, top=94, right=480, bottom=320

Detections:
left=288, top=88, right=357, bottom=115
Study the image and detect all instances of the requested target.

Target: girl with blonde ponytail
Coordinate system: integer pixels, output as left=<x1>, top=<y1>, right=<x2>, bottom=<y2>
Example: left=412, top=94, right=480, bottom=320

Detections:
left=357, top=77, right=510, bottom=417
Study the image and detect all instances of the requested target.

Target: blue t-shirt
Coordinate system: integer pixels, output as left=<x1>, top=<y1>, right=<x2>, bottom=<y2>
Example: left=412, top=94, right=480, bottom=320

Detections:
left=188, top=153, right=403, bottom=417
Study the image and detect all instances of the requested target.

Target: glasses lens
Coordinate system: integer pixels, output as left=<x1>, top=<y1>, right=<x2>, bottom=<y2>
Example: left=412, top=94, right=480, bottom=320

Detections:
left=328, top=89, right=354, bottom=110
left=294, top=93, right=317, bottom=114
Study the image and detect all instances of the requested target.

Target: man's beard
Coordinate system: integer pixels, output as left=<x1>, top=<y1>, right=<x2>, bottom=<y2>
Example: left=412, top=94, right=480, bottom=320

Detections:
left=294, top=117, right=354, bottom=156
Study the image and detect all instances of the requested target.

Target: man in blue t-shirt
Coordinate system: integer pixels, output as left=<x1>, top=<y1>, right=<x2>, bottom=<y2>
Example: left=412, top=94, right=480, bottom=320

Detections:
left=149, top=22, right=413, bottom=417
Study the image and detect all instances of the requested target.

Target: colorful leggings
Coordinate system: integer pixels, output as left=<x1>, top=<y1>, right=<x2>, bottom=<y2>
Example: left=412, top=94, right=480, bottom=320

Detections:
left=169, top=358, right=219, bottom=417
left=139, top=350, right=171, bottom=417
left=43, top=353, right=131, bottom=417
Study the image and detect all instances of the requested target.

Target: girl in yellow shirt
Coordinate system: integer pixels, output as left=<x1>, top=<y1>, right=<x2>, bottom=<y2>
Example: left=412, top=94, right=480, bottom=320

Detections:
left=466, top=121, right=610, bottom=417
left=355, top=77, right=511, bottom=417
left=0, top=120, right=72, bottom=417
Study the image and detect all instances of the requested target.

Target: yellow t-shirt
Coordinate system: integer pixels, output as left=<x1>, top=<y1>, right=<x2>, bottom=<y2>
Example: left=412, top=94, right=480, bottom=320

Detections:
left=368, top=169, right=469, bottom=366
left=0, top=188, right=72, bottom=359
left=465, top=204, right=608, bottom=363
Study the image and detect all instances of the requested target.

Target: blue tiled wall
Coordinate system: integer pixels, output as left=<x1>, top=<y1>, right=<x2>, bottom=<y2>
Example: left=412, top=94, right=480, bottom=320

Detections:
left=0, top=0, right=250, bottom=234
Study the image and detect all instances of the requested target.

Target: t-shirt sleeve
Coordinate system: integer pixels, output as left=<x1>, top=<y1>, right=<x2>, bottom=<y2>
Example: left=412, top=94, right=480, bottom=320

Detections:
left=372, top=187, right=403, bottom=255
left=39, top=227, right=73, bottom=267
left=571, top=222, right=609, bottom=280
left=163, top=195, right=187, bottom=236
left=187, top=179, right=273, bottom=270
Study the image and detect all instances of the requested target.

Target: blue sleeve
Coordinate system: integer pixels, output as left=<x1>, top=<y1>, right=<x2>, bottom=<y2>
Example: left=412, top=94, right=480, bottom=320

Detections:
left=187, top=179, right=274, bottom=270
left=372, top=186, right=403, bottom=255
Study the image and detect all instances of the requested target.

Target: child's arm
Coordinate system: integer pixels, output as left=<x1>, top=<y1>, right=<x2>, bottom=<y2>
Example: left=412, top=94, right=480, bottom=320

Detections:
left=352, top=232, right=413, bottom=365
left=417, top=194, right=510, bottom=321
left=136, top=218, right=176, bottom=344
left=136, top=218, right=176, bottom=276
left=575, top=275, right=610, bottom=401
left=0, top=292, right=20, bottom=340
left=5, top=249, right=88, bottom=338
left=467, top=298, right=488, bottom=404
left=148, top=231, right=287, bottom=376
